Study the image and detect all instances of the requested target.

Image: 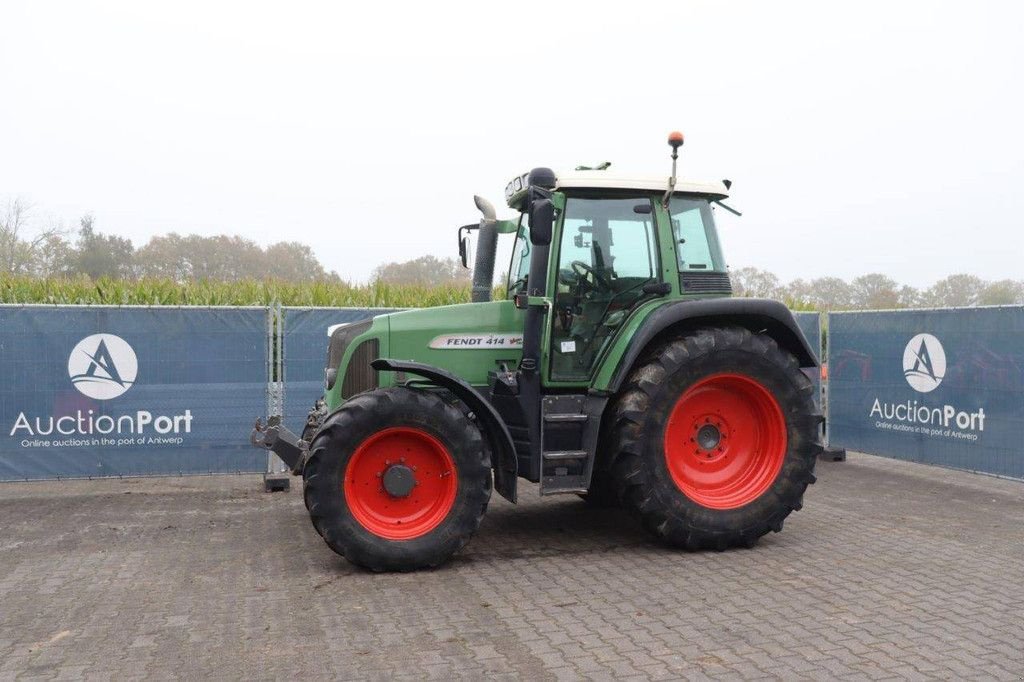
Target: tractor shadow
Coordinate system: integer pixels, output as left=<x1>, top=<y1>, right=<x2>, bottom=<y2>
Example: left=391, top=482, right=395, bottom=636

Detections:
left=462, top=496, right=654, bottom=562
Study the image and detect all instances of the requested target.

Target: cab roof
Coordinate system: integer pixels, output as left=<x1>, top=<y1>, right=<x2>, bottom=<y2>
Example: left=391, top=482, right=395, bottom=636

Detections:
left=504, top=169, right=730, bottom=208
left=555, top=171, right=729, bottom=198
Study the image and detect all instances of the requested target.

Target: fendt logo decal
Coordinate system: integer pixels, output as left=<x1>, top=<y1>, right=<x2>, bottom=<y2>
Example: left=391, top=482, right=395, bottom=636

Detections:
left=68, top=334, right=138, bottom=400
left=429, top=333, right=524, bottom=349
left=902, top=333, right=945, bottom=393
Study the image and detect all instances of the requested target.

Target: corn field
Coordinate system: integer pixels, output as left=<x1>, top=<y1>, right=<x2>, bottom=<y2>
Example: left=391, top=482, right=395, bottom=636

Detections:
left=0, top=274, right=473, bottom=307
left=0, top=273, right=819, bottom=311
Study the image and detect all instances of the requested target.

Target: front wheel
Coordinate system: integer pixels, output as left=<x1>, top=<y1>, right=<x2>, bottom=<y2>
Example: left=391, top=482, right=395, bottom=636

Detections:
left=610, top=327, right=821, bottom=550
left=303, top=387, right=491, bottom=571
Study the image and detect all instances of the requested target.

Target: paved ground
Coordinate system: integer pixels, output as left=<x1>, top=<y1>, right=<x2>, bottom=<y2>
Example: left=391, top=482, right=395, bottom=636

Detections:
left=1, top=453, right=1022, bottom=681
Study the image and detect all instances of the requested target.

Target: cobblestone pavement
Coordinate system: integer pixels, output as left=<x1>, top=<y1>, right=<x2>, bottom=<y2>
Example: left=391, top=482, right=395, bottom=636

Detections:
left=1, top=452, right=1022, bottom=680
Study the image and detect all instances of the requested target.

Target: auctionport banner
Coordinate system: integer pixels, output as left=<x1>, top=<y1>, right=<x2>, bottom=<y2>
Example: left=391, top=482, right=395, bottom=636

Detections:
left=827, top=307, right=1024, bottom=478
left=280, top=308, right=394, bottom=429
left=0, top=306, right=270, bottom=480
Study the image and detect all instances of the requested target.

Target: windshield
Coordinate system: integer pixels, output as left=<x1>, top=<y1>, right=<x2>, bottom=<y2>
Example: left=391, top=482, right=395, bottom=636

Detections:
left=559, top=198, right=658, bottom=281
left=506, top=212, right=531, bottom=296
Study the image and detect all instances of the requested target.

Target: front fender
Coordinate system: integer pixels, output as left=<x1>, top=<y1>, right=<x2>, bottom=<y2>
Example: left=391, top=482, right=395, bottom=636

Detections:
left=371, top=358, right=518, bottom=503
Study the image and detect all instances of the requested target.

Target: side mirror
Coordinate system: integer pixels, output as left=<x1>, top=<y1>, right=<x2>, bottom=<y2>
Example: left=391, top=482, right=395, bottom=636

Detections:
left=457, top=224, right=477, bottom=268
left=528, top=199, right=554, bottom=246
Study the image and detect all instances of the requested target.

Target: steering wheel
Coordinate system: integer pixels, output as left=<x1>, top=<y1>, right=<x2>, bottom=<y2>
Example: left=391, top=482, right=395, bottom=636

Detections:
left=570, top=260, right=611, bottom=290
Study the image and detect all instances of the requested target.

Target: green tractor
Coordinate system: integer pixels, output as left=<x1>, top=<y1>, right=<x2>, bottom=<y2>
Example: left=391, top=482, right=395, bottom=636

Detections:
left=252, top=132, right=822, bottom=571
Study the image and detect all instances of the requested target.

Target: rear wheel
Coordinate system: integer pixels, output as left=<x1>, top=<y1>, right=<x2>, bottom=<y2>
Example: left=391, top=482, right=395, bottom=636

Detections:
left=610, top=327, right=821, bottom=549
left=303, top=387, right=491, bottom=571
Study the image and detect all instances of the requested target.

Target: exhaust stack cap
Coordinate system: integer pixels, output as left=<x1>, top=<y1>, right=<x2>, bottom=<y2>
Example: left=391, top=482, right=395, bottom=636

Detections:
left=474, top=195, right=496, bottom=222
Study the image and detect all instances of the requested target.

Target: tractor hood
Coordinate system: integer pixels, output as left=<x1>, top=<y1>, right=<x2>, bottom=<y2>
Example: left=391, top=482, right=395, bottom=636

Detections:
left=384, top=300, right=525, bottom=388
left=323, top=300, right=525, bottom=410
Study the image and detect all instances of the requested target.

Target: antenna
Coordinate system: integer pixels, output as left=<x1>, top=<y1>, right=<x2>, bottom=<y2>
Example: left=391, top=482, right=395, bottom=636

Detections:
left=661, top=131, right=684, bottom=209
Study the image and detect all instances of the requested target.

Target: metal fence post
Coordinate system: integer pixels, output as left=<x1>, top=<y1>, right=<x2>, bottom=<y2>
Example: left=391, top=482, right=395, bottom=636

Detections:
left=263, top=302, right=291, bottom=491
left=265, top=305, right=274, bottom=476
left=820, top=311, right=846, bottom=461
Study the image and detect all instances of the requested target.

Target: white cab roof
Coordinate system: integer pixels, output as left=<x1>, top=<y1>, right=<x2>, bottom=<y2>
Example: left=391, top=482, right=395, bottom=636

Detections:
left=554, top=170, right=730, bottom=198
left=504, top=169, right=731, bottom=207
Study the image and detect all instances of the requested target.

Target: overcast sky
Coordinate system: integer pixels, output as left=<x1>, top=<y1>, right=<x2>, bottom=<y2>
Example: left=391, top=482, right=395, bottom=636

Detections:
left=2, top=1, right=1022, bottom=286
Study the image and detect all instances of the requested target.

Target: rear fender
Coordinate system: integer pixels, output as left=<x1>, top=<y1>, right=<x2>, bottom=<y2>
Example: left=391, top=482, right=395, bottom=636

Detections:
left=371, top=358, right=518, bottom=503
left=603, top=298, right=818, bottom=394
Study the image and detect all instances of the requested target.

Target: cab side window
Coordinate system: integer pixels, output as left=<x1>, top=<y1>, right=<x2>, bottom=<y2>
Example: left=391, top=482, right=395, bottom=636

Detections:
left=670, top=200, right=722, bottom=271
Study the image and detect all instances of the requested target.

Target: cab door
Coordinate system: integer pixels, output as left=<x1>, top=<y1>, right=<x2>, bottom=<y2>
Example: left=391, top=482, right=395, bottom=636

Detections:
left=546, top=195, right=662, bottom=384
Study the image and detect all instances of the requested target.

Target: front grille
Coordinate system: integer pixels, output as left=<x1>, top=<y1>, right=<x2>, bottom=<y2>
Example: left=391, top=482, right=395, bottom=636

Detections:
left=680, top=271, right=732, bottom=294
left=327, top=319, right=373, bottom=370
left=341, top=339, right=380, bottom=399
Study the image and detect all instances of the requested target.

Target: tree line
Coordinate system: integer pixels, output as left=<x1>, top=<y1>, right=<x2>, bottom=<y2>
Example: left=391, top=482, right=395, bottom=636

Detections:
left=370, top=255, right=470, bottom=287
left=1, top=198, right=331, bottom=282
left=731, top=267, right=1024, bottom=310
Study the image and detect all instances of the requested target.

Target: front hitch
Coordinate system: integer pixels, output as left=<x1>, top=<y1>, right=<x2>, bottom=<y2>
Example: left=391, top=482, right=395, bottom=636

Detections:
left=251, top=416, right=308, bottom=475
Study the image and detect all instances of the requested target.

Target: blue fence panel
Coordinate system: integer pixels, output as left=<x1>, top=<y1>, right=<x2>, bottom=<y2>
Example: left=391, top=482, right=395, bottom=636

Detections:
left=827, top=307, right=1024, bottom=478
left=794, top=312, right=822, bottom=408
left=281, top=308, right=395, bottom=428
left=794, top=312, right=821, bottom=360
left=0, top=306, right=270, bottom=480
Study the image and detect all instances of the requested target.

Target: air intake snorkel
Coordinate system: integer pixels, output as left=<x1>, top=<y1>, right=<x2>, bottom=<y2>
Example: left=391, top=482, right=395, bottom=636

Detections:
left=470, top=195, right=498, bottom=303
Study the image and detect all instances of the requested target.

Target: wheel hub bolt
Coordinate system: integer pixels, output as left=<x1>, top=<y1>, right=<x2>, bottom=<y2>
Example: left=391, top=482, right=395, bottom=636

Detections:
left=696, top=424, right=722, bottom=451
left=381, top=464, right=417, bottom=498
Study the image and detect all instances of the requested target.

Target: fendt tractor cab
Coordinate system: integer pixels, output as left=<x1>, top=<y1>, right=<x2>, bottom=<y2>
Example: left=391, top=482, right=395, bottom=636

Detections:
left=252, top=133, right=822, bottom=571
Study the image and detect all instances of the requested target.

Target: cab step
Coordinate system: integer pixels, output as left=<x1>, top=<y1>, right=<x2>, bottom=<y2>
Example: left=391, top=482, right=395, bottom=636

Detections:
left=540, top=395, right=602, bottom=495
left=544, top=413, right=589, bottom=423
left=543, top=450, right=589, bottom=460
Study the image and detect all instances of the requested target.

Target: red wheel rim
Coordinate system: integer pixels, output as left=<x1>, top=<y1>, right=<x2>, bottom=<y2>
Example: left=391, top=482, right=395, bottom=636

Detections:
left=663, top=373, right=787, bottom=509
left=344, top=427, right=458, bottom=540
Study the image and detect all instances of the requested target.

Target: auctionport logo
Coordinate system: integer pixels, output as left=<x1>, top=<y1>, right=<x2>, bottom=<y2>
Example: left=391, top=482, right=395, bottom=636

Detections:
left=870, top=331, right=985, bottom=441
left=9, top=332, right=192, bottom=445
left=68, top=334, right=138, bottom=400
left=902, top=333, right=945, bottom=393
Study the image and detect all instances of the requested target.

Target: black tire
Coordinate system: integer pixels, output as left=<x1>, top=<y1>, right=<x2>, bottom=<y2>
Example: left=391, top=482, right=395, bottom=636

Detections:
left=299, top=400, right=326, bottom=444
left=579, top=403, right=628, bottom=508
left=577, top=484, right=618, bottom=508
left=609, top=326, right=821, bottom=550
left=302, top=387, right=491, bottom=571
left=578, top=452, right=620, bottom=508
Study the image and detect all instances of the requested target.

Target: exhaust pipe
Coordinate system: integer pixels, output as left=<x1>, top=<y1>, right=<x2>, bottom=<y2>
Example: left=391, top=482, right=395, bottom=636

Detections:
left=471, top=195, right=498, bottom=303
